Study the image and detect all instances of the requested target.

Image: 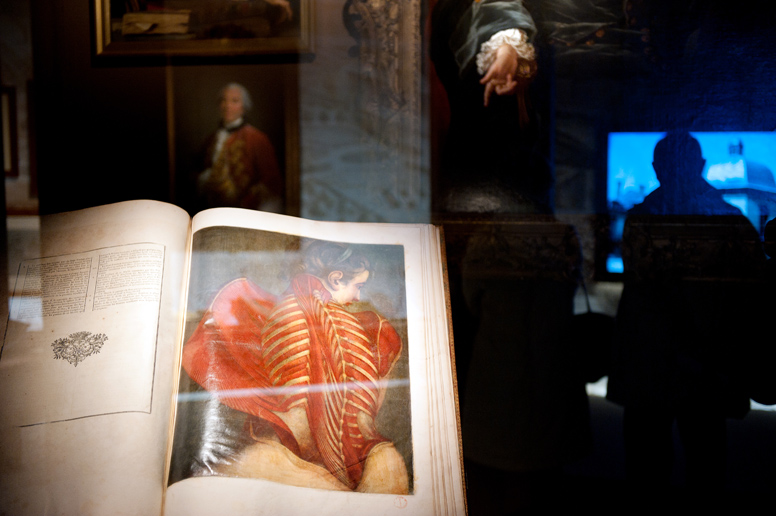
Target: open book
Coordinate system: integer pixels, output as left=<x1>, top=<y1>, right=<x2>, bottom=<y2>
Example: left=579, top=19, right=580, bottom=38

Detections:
left=0, top=200, right=465, bottom=515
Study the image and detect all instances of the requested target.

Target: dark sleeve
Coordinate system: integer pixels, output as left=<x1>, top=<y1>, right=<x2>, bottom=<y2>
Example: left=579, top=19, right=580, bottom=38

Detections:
left=449, top=0, right=537, bottom=77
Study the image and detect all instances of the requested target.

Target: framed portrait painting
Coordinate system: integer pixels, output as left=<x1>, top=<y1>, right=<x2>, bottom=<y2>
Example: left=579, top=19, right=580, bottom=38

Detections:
left=169, top=64, right=300, bottom=216
left=93, top=0, right=313, bottom=57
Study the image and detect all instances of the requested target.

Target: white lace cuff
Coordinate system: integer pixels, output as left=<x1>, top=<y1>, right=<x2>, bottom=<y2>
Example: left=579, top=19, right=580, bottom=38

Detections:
left=476, top=28, right=535, bottom=76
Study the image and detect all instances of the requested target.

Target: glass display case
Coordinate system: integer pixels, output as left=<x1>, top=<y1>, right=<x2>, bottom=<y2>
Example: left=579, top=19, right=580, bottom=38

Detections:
left=2, top=0, right=775, bottom=513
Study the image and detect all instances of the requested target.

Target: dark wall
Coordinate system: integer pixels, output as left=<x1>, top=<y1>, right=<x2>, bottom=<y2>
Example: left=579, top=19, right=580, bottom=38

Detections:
left=32, top=0, right=169, bottom=215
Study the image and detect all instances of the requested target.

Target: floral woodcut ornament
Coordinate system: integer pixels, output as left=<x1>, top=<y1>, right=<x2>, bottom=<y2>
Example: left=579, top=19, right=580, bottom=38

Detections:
left=51, top=332, right=108, bottom=367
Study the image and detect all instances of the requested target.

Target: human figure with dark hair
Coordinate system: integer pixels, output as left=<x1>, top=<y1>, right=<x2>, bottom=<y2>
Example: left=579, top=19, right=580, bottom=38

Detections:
left=628, top=131, right=742, bottom=217
left=180, top=240, right=409, bottom=493
left=608, top=131, right=765, bottom=506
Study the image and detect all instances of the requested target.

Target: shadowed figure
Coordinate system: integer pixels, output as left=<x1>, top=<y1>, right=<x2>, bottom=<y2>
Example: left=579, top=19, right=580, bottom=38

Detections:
left=450, top=220, right=591, bottom=514
left=628, top=131, right=742, bottom=217
left=607, top=131, right=766, bottom=507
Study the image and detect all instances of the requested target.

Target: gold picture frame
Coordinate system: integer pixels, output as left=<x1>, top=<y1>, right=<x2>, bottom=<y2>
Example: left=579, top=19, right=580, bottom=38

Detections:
left=93, top=0, right=313, bottom=58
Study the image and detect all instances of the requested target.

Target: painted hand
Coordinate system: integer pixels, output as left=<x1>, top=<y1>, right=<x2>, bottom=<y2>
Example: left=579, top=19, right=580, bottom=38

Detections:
left=480, top=44, right=536, bottom=107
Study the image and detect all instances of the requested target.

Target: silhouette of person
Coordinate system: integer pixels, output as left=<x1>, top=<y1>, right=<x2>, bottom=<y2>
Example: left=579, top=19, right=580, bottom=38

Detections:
left=607, top=131, right=765, bottom=506
left=628, top=131, right=742, bottom=217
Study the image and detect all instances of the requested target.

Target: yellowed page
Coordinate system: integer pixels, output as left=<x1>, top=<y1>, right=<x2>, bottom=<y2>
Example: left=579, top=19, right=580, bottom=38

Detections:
left=165, top=208, right=465, bottom=515
left=0, top=200, right=191, bottom=515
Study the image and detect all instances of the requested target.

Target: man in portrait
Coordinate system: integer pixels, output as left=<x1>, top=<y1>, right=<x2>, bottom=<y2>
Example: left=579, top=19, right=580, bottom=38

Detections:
left=195, top=82, right=284, bottom=213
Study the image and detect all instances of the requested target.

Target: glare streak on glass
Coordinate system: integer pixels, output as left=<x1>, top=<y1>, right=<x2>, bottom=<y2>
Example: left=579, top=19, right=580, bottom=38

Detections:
left=177, top=378, right=410, bottom=402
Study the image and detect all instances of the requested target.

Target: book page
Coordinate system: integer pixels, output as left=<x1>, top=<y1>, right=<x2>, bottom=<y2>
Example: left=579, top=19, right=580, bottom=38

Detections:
left=2, top=243, right=166, bottom=426
left=0, top=200, right=191, bottom=516
left=164, top=209, right=464, bottom=515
